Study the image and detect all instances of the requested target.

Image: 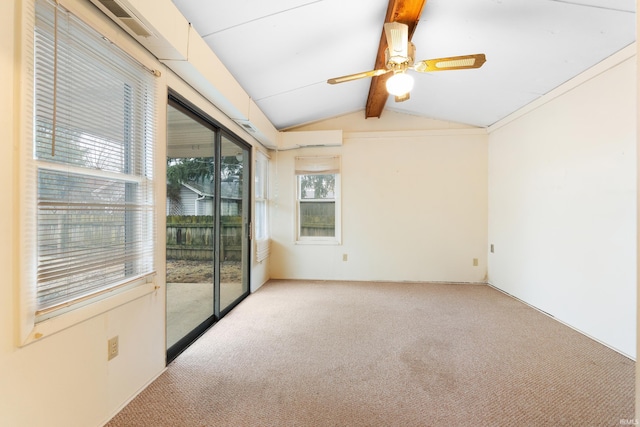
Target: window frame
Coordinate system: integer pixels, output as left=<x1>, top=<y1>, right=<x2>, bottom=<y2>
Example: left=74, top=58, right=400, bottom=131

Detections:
left=18, top=0, right=161, bottom=345
left=294, top=156, right=341, bottom=245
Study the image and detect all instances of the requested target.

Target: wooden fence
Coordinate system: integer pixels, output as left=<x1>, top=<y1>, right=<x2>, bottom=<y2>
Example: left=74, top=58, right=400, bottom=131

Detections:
left=166, top=215, right=242, bottom=261
left=299, top=201, right=335, bottom=237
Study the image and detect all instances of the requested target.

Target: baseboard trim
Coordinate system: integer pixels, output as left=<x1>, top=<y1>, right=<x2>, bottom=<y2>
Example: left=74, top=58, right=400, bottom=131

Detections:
left=487, top=282, right=635, bottom=361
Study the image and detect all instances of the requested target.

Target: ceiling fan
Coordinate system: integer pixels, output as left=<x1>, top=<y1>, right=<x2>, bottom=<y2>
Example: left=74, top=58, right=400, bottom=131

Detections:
left=327, top=22, right=486, bottom=102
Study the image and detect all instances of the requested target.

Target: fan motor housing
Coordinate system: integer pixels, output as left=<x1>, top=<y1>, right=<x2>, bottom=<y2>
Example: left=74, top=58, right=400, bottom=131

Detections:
left=385, top=42, right=415, bottom=70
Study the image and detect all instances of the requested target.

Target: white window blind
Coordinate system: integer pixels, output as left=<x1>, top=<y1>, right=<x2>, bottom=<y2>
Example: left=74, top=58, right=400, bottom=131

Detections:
left=294, top=155, right=340, bottom=175
left=255, top=152, right=270, bottom=261
left=31, top=0, right=156, bottom=315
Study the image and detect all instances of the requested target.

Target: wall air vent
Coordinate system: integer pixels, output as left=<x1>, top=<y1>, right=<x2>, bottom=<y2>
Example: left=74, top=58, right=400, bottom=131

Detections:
left=92, top=0, right=154, bottom=37
left=234, top=119, right=258, bottom=134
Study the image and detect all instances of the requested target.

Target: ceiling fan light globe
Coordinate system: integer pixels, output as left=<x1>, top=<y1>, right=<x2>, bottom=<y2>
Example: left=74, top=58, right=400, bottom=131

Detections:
left=386, top=72, right=414, bottom=96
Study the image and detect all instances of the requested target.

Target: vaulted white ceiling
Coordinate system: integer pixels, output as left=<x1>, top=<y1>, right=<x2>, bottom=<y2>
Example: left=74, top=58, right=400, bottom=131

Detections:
left=171, top=0, right=635, bottom=130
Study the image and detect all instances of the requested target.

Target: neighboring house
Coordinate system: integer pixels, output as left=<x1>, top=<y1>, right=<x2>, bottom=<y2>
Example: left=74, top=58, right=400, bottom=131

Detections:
left=167, top=180, right=242, bottom=216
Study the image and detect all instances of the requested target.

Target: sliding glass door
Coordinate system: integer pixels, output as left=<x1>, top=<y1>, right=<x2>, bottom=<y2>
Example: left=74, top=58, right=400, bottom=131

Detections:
left=166, top=97, right=250, bottom=361
left=219, top=134, right=250, bottom=315
left=166, top=103, right=216, bottom=358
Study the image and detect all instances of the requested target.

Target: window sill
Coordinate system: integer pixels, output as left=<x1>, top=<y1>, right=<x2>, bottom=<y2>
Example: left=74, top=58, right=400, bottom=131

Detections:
left=21, top=274, right=158, bottom=347
left=295, top=239, right=341, bottom=246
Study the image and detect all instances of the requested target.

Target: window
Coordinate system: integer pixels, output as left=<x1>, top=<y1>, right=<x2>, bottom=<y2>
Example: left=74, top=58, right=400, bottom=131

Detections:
left=26, top=0, right=157, bottom=320
left=255, top=151, right=270, bottom=261
left=295, top=156, right=341, bottom=243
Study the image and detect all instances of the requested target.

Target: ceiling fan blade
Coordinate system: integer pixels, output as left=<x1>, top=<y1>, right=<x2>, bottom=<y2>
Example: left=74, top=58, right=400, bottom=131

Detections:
left=413, top=53, right=487, bottom=72
left=384, top=22, right=409, bottom=62
left=327, top=69, right=389, bottom=85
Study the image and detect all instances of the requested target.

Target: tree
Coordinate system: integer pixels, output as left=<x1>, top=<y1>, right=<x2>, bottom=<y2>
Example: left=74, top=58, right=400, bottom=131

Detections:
left=166, top=156, right=244, bottom=210
left=300, top=174, right=335, bottom=199
left=166, top=157, right=214, bottom=211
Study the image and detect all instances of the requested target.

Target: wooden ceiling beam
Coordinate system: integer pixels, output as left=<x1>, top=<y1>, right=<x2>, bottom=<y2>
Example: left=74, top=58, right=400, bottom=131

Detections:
left=365, top=0, right=427, bottom=118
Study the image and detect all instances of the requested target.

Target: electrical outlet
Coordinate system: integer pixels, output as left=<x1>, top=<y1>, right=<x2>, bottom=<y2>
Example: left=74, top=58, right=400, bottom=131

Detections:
left=473, top=258, right=478, bottom=266
left=342, top=254, right=348, bottom=262
left=108, top=336, right=119, bottom=361
left=490, top=244, right=494, bottom=253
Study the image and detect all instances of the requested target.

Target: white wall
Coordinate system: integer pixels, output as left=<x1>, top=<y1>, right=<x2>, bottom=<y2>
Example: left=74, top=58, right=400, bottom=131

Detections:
left=270, top=122, right=489, bottom=283
left=488, top=49, right=637, bottom=358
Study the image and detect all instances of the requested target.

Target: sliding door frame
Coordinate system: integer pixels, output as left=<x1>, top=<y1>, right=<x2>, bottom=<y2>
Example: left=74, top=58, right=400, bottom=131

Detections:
left=218, top=131, right=252, bottom=318
left=166, top=90, right=252, bottom=363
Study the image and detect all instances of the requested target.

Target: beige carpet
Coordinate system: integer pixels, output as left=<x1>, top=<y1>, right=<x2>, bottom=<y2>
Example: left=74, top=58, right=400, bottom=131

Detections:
left=107, top=280, right=635, bottom=426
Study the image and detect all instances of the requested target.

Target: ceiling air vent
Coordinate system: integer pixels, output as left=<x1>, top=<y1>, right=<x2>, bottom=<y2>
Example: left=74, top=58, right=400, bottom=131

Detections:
left=92, top=0, right=154, bottom=37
